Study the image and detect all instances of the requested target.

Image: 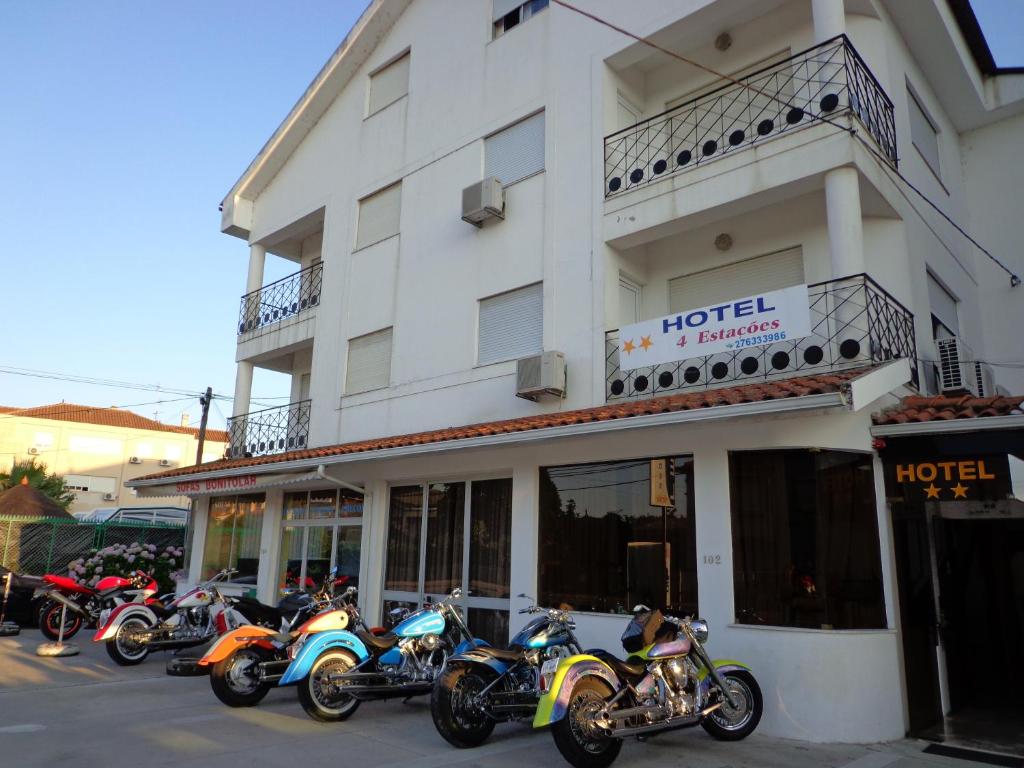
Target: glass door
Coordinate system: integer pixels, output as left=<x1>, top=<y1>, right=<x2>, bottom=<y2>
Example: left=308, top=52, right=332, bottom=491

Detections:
left=276, top=490, right=363, bottom=596
left=382, top=478, right=512, bottom=644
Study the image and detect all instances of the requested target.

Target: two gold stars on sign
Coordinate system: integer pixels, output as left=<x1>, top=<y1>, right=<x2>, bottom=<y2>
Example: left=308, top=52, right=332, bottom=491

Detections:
left=622, top=336, right=653, bottom=354
left=924, top=483, right=968, bottom=499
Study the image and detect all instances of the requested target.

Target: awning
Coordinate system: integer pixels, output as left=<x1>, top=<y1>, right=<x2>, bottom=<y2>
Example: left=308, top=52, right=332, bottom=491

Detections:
left=133, top=470, right=324, bottom=499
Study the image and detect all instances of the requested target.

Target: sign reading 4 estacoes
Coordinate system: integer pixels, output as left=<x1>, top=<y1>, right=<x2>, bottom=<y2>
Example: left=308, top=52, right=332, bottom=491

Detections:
left=618, top=284, right=813, bottom=371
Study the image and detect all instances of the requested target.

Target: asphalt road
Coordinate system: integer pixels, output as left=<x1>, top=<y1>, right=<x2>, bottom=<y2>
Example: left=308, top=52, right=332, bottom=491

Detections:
left=0, top=633, right=996, bottom=768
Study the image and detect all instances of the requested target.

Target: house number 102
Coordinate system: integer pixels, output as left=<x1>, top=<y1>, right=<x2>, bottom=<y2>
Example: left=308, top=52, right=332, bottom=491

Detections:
left=703, top=554, right=722, bottom=565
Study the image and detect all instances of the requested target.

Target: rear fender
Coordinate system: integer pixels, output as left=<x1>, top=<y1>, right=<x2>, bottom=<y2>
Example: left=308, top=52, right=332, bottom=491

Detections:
left=278, top=630, right=369, bottom=686
left=93, top=603, right=157, bottom=642
left=533, top=655, right=620, bottom=728
left=198, top=625, right=279, bottom=666
left=445, top=647, right=509, bottom=677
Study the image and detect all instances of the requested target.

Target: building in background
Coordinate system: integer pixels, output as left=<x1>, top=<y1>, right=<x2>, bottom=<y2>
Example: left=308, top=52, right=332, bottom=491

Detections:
left=129, top=0, right=1024, bottom=746
left=0, top=403, right=227, bottom=514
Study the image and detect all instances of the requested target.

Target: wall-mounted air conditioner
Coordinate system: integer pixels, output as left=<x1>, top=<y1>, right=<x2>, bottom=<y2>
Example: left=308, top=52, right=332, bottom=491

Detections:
left=973, top=360, right=995, bottom=397
left=936, top=337, right=979, bottom=395
left=128, top=456, right=142, bottom=465
left=516, top=351, right=566, bottom=401
left=462, top=177, right=505, bottom=227
left=102, top=493, right=116, bottom=501
left=159, top=459, right=172, bottom=467
left=27, top=446, right=39, bottom=455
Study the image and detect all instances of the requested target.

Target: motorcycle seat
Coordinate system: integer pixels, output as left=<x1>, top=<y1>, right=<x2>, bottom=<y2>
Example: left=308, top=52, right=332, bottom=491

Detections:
left=590, top=649, right=647, bottom=681
left=356, top=630, right=400, bottom=652
left=471, top=645, right=524, bottom=663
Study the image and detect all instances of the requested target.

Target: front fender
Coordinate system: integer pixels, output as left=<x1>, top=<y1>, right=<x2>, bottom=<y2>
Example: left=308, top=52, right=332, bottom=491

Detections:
left=697, top=659, right=752, bottom=694
left=93, top=603, right=157, bottom=642
left=198, top=625, right=279, bottom=666
left=278, top=630, right=369, bottom=686
left=533, top=655, right=621, bottom=728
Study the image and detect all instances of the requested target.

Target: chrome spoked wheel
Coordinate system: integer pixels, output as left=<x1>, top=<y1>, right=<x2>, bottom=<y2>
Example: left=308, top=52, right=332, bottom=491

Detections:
left=226, top=650, right=263, bottom=695
left=551, top=677, right=621, bottom=768
left=701, top=670, right=762, bottom=741
left=297, top=650, right=361, bottom=722
left=450, top=672, right=488, bottom=730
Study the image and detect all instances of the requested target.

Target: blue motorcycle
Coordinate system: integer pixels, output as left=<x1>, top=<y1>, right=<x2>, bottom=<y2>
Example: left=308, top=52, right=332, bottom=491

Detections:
left=430, top=594, right=582, bottom=747
left=279, top=587, right=481, bottom=721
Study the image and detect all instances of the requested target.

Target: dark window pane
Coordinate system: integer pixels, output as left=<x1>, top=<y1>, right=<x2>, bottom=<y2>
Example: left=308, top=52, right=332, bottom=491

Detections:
left=335, top=525, right=361, bottom=589
left=340, top=491, right=363, bottom=519
left=202, top=494, right=264, bottom=583
left=424, top=482, right=465, bottom=594
left=277, top=525, right=304, bottom=593
left=468, top=607, right=510, bottom=646
left=538, top=458, right=697, bottom=615
left=385, top=486, right=423, bottom=592
left=304, top=526, right=333, bottom=590
left=469, top=479, right=512, bottom=598
left=729, top=449, right=886, bottom=629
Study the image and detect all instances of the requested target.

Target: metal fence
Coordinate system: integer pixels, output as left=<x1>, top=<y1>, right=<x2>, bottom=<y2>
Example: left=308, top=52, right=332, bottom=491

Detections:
left=238, top=261, right=323, bottom=335
left=227, top=399, right=312, bottom=459
left=0, top=516, right=186, bottom=576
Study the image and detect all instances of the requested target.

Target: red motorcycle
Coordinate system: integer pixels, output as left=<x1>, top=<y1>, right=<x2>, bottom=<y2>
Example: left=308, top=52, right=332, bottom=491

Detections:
left=35, top=570, right=159, bottom=640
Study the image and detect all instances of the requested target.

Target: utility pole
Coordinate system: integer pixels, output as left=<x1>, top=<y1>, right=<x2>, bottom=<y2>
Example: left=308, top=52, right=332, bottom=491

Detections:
left=195, top=387, right=213, bottom=465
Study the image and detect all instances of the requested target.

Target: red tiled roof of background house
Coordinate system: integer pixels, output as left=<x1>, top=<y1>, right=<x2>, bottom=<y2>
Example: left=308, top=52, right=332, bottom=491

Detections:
left=0, top=403, right=229, bottom=442
left=872, top=394, right=1024, bottom=425
left=133, top=368, right=869, bottom=482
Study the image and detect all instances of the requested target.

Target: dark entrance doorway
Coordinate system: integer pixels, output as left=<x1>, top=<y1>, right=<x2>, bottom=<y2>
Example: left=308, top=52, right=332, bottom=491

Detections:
left=885, top=434, right=1024, bottom=757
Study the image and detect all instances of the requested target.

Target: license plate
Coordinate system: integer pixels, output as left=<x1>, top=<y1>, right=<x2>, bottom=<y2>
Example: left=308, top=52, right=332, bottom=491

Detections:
left=541, top=658, right=560, bottom=676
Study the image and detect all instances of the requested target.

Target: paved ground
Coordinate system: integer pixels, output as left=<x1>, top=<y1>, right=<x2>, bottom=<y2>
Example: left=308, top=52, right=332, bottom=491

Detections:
left=0, top=634, right=1004, bottom=768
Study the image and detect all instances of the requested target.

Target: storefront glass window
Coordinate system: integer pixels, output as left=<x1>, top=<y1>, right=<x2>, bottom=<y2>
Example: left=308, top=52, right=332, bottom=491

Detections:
left=729, top=449, right=886, bottom=630
left=278, top=525, right=304, bottom=590
left=284, top=492, right=307, bottom=520
left=538, top=458, right=697, bottom=615
left=385, top=486, right=423, bottom=592
left=309, top=490, right=337, bottom=519
left=201, top=494, right=265, bottom=583
left=469, top=479, right=512, bottom=598
left=276, top=490, right=363, bottom=596
left=335, top=526, right=362, bottom=590
left=423, top=483, right=465, bottom=595
left=340, top=492, right=363, bottom=519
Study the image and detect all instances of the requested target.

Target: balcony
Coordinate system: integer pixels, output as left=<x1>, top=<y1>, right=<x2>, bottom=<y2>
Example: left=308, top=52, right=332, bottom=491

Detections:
left=226, top=400, right=311, bottom=458
left=605, top=275, right=917, bottom=402
left=603, top=35, right=896, bottom=200
left=238, top=262, right=323, bottom=336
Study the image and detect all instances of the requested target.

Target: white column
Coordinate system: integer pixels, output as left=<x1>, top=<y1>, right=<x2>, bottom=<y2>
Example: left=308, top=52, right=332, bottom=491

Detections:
left=509, top=462, right=539, bottom=638
left=245, top=242, right=267, bottom=294
left=186, top=497, right=210, bottom=590
left=825, top=166, right=865, bottom=278
left=256, top=488, right=283, bottom=605
left=360, top=479, right=389, bottom=627
left=692, top=448, right=733, bottom=629
left=232, top=361, right=254, bottom=418
left=812, top=0, right=846, bottom=42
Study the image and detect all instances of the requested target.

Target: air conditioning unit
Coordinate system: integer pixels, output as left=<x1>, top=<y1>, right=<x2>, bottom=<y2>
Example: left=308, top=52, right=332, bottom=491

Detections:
left=516, top=351, right=567, bottom=401
left=159, top=459, right=172, bottom=467
left=27, top=446, right=39, bottom=455
left=973, top=361, right=995, bottom=397
left=128, top=456, right=142, bottom=465
left=461, top=177, right=505, bottom=227
left=936, top=337, right=979, bottom=395
left=102, top=493, right=116, bottom=501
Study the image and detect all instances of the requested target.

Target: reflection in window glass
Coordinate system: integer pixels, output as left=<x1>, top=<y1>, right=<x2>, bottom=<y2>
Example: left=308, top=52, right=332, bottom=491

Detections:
left=277, top=526, right=304, bottom=593
left=729, top=449, right=885, bottom=629
left=538, top=459, right=697, bottom=615
left=309, top=491, right=337, bottom=519
left=468, top=607, right=510, bottom=647
left=385, top=486, right=423, bottom=592
left=201, top=494, right=265, bottom=582
left=382, top=599, right=419, bottom=629
left=469, top=479, right=512, bottom=598
left=304, top=527, right=333, bottom=590
left=424, top=483, right=464, bottom=595
left=340, top=492, right=363, bottom=519
left=284, top=492, right=307, bottom=520
left=335, top=526, right=361, bottom=589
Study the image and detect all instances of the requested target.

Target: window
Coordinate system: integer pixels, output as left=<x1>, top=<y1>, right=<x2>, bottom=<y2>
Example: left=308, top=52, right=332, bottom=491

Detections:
left=729, top=450, right=886, bottom=630
left=538, top=458, right=698, bottom=615
left=355, top=182, right=401, bottom=250
left=367, top=51, right=409, bottom=117
left=927, top=272, right=958, bottom=339
left=202, top=494, right=265, bottom=582
left=478, top=282, right=543, bottom=365
left=618, top=275, right=642, bottom=327
left=669, top=247, right=804, bottom=314
left=277, top=489, right=363, bottom=593
left=345, top=327, right=392, bottom=394
left=493, top=0, right=548, bottom=39
left=907, top=86, right=940, bottom=178
left=484, top=111, right=545, bottom=186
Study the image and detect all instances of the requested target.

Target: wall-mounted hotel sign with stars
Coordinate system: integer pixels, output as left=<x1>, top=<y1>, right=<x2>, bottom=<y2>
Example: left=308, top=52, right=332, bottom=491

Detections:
left=894, top=458, right=1008, bottom=500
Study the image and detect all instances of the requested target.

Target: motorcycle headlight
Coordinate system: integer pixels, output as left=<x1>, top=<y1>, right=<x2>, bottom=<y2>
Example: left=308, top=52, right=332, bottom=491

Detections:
left=688, top=619, right=709, bottom=644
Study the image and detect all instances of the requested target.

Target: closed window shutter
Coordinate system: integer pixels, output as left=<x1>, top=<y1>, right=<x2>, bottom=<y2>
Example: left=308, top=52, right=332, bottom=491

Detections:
left=356, top=182, right=401, bottom=250
left=908, top=89, right=940, bottom=176
left=478, top=283, right=543, bottom=364
left=368, top=53, right=410, bottom=116
left=927, top=273, right=958, bottom=335
left=346, top=327, right=393, bottom=394
left=669, top=247, right=804, bottom=313
left=485, top=111, right=545, bottom=186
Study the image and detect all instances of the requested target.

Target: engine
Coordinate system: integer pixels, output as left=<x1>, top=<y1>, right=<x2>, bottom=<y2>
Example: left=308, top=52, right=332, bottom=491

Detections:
left=661, top=657, right=697, bottom=716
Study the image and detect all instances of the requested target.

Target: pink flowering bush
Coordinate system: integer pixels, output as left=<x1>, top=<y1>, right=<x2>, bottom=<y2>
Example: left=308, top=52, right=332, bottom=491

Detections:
left=67, top=543, right=184, bottom=594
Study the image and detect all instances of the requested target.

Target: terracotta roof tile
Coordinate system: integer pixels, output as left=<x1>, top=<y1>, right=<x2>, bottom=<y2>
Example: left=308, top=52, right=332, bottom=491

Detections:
left=872, top=394, right=1024, bottom=425
left=133, top=369, right=869, bottom=483
left=0, top=403, right=229, bottom=442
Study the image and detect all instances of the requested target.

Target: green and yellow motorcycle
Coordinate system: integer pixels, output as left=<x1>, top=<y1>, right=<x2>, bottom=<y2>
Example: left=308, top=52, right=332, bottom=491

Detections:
left=532, top=608, right=762, bottom=768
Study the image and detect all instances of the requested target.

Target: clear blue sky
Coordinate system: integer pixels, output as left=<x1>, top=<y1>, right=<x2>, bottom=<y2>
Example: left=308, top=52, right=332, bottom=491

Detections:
left=0, top=1, right=1019, bottom=432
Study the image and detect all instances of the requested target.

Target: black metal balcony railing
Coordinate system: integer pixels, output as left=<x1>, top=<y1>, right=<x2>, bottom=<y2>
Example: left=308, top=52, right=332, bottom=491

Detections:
left=604, top=35, right=897, bottom=198
left=238, top=262, right=323, bottom=335
left=606, top=274, right=917, bottom=402
left=226, top=400, right=311, bottom=458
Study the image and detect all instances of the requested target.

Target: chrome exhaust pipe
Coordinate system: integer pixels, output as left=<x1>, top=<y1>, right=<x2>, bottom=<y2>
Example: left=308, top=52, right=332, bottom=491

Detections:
left=45, top=590, right=90, bottom=618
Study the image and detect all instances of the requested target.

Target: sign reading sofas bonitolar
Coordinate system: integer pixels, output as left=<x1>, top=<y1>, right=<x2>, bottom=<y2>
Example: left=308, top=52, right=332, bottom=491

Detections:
left=618, top=284, right=812, bottom=370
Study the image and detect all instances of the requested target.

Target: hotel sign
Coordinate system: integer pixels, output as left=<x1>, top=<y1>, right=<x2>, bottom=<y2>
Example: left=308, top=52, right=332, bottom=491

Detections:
left=894, top=458, right=1008, bottom=500
left=618, top=284, right=812, bottom=371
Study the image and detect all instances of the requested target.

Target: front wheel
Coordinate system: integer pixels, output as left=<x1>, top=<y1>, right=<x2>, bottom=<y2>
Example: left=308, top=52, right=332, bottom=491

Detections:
left=431, top=665, right=496, bottom=748
left=297, top=649, right=362, bottom=722
left=210, top=648, right=272, bottom=707
left=700, top=670, right=763, bottom=741
left=39, top=600, right=84, bottom=641
left=551, top=677, right=622, bottom=768
left=106, top=617, right=152, bottom=666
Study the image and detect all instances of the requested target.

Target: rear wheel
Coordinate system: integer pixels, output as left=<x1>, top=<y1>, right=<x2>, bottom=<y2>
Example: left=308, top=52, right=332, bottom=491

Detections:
left=210, top=647, right=272, bottom=707
left=106, top=617, right=152, bottom=666
left=297, top=649, right=361, bottom=722
left=700, top=670, right=762, bottom=741
left=551, top=677, right=621, bottom=768
left=39, top=600, right=84, bottom=641
left=431, top=665, right=496, bottom=748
